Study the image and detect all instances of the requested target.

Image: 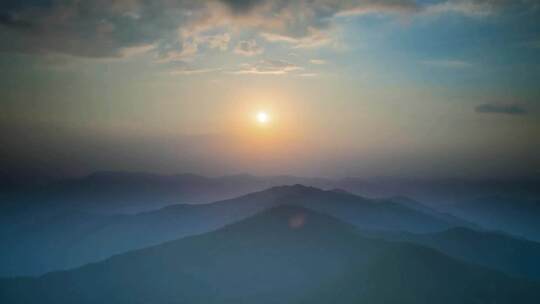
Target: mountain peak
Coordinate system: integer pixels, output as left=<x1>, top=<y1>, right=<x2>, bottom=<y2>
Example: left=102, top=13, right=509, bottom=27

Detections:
left=266, top=184, right=323, bottom=195
left=272, top=183, right=318, bottom=190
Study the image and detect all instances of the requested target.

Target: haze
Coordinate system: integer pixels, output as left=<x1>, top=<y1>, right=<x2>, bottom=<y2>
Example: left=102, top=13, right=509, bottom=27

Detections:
left=1, top=0, right=539, bottom=179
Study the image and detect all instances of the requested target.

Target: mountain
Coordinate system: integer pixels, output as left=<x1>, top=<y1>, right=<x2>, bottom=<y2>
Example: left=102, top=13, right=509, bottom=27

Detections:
left=219, top=184, right=462, bottom=233
left=3, top=172, right=539, bottom=217
left=365, top=227, right=540, bottom=281
left=449, top=195, right=540, bottom=241
left=337, top=177, right=540, bottom=206
left=1, top=206, right=538, bottom=304
left=376, top=196, right=477, bottom=229
left=0, top=185, right=463, bottom=276
left=0, top=171, right=299, bottom=215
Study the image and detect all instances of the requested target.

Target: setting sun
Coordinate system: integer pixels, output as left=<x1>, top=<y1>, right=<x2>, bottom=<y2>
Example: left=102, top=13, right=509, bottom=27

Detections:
left=256, top=111, right=270, bottom=124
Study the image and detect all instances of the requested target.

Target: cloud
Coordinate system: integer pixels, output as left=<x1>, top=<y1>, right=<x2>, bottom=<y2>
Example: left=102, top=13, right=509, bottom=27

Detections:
left=260, top=28, right=334, bottom=49
left=0, top=0, right=424, bottom=58
left=475, top=103, right=528, bottom=115
left=299, top=73, right=318, bottom=77
left=119, top=44, right=156, bottom=57
left=421, top=59, right=472, bottom=68
left=219, top=0, right=266, bottom=14
left=422, top=0, right=536, bottom=17
left=231, top=59, right=302, bottom=75
left=310, top=59, right=326, bottom=65
left=336, top=0, right=419, bottom=16
left=0, top=0, right=202, bottom=58
left=201, top=33, right=231, bottom=51
left=0, top=0, right=536, bottom=58
left=170, top=67, right=221, bottom=75
left=234, top=39, right=263, bottom=56
left=156, top=32, right=231, bottom=62
left=423, top=1, right=496, bottom=17
left=166, top=60, right=220, bottom=75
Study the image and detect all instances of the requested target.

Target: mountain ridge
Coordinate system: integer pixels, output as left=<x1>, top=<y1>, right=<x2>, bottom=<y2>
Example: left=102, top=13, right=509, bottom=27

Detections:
left=0, top=184, right=469, bottom=277
left=1, top=205, right=538, bottom=304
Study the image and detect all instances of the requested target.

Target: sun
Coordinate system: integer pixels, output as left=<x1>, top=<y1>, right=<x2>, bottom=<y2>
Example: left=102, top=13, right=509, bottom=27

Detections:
left=256, top=111, right=270, bottom=124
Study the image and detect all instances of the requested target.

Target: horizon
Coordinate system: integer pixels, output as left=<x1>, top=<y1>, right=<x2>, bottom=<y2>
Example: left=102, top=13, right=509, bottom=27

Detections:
left=3, top=168, right=540, bottom=185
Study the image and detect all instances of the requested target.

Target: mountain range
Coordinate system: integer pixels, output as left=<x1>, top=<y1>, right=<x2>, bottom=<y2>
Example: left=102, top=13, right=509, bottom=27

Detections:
left=0, top=184, right=468, bottom=276
left=1, top=205, right=538, bottom=304
left=365, top=226, right=540, bottom=281
left=449, top=195, right=540, bottom=242
left=2, top=171, right=540, bottom=304
left=3, top=171, right=539, bottom=215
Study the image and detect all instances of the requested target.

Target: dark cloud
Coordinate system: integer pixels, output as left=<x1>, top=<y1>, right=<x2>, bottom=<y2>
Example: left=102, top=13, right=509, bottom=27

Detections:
left=0, top=0, right=536, bottom=58
left=0, top=0, right=423, bottom=58
left=0, top=0, right=205, bottom=57
left=0, top=0, right=52, bottom=28
left=475, top=103, right=528, bottom=115
left=0, top=0, right=53, bottom=15
left=219, top=0, right=266, bottom=13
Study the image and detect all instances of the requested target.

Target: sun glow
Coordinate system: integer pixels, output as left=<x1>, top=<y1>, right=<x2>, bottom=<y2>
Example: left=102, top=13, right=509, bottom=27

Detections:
left=256, top=111, right=270, bottom=124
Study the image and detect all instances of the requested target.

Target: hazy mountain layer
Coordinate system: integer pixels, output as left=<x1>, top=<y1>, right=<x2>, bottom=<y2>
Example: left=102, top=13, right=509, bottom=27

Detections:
left=1, top=206, right=538, bottom=304
left=449, top=195, right=540, bottom=242
left=0, top=185, right=462, bottom=276
left=364, top=227, right=540, bottom=282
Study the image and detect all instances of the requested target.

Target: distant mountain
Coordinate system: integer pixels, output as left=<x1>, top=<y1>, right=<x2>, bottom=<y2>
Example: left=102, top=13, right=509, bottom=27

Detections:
left=0, top=171, right=334, bottom=251
left=449, top=195, right=540, bottom=241
left=337, top=177, right=540, bottom=206
left=365, top=227, right=540, bottom=282
left=1, top=171, right=326, bottom=215
left=1, top=206, right=538, bottom=304
left=0, top=184, right=464, bottom=277
left=376, top=196, right=477, bottom=229
left=3, top=172, right=539, bottom=218
left=4, top=171, right=538, bottom=232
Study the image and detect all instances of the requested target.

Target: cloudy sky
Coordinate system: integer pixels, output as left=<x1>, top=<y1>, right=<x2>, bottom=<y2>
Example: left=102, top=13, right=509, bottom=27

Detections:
left=1, top=0, right=539, bottom=178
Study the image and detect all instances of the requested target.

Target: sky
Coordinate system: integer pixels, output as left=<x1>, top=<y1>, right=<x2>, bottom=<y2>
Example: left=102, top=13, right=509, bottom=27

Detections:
left=0, top=0, right=539, bottom=179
